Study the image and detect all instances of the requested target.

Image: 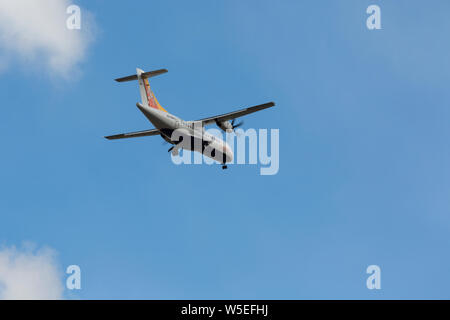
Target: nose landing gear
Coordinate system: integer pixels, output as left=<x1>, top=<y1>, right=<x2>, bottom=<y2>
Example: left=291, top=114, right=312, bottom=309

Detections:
left=222, top=152, right=228, bottom=170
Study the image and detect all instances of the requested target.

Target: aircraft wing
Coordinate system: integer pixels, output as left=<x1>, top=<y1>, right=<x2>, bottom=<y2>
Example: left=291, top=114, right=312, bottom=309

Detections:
left=105, top=128, right=160, bottom=140
left=196, top=102, right=275, bottom=126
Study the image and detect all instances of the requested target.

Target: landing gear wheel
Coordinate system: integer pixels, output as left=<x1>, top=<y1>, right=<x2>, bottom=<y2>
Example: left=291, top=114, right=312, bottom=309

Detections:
left=222, top=165, right=228, bottom=170
left=168, top=145, right=180, bottom=156
left=172, top=148, right=179, bottom=156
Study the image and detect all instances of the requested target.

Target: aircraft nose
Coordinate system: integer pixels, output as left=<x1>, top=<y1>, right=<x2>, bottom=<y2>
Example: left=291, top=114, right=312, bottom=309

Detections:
left=227, top=151, right=233, bottom=163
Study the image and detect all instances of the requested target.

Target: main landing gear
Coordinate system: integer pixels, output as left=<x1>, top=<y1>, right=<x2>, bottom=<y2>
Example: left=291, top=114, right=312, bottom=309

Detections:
left=222, top=165, right=228, bottom=170
left=168, top=145, right=180, bottom=156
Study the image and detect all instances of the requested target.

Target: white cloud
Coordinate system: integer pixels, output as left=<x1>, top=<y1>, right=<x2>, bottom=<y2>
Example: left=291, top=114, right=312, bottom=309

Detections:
left=0, top=244, right=64, bottom=299
left=0, top=0, right=95, bottom=78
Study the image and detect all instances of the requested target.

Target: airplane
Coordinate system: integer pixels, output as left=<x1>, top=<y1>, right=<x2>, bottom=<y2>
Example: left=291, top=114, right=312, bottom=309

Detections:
left=105, top=68, right=275, bottom=169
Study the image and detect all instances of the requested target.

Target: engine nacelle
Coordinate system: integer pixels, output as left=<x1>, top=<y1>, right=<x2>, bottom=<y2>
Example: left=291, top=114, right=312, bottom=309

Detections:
left=216, top=120, right=233, bottom=133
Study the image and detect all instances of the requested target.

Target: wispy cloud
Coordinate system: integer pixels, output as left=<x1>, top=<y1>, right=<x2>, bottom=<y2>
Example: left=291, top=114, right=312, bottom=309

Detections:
left=0, top=0, right=95, bottom=78
left=0, top=244, right=64, bottom=299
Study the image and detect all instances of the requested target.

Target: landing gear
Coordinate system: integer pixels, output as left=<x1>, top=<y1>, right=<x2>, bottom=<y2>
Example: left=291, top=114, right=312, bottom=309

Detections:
left=168, top=144, right=180, bottom=156
left=168, top=136, right=184, bottom=156
left=222, top=165, right=227, bottom=170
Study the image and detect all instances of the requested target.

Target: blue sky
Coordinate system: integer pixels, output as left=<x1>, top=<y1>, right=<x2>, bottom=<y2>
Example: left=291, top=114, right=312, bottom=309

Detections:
left=0, top=0, right=450, bottom=299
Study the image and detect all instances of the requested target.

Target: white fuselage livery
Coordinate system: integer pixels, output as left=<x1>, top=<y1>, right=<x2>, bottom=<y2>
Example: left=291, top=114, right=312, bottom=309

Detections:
left=136, top=102, right=233, bottom=164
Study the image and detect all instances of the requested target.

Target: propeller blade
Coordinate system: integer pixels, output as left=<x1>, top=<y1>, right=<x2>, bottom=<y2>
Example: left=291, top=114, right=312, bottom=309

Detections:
left=233, top=121, right=244, bottom=129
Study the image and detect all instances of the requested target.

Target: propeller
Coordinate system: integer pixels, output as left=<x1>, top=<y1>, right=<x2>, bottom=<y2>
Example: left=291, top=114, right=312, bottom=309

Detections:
left=231, top=119, right=244, bottom=130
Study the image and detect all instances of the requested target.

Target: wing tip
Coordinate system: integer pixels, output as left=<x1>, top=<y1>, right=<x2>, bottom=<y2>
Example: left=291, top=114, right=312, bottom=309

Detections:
left=104, top=128, right=160, bottom=140
left=257, top=101, right=275, bottom=108
left=104, top=134, right=125, bottom=140
left=256, top=101, right=275, bottom=109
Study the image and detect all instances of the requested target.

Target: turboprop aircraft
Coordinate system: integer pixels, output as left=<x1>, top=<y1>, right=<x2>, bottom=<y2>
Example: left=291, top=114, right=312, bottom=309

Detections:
left=105, top=68, right=275, bottom=169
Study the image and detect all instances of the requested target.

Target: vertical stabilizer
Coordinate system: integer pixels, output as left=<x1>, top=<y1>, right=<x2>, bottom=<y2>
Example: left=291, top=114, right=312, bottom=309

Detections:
left=136, top=68, right=167, bottom=112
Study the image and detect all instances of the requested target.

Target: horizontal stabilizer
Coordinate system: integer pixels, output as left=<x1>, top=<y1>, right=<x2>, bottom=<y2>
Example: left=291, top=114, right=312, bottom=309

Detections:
left=115, top=69, right=168, bottom=82
left=105, top=128, right=160, bottom=140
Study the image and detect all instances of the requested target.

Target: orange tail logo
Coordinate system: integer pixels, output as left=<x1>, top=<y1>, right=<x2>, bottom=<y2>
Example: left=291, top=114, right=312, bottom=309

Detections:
left=144, top=78, right=167, bottom=112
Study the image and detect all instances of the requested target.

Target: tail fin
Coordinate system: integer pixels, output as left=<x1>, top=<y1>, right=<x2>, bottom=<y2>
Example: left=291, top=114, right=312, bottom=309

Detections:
left=115, top=68, right=168, bottom=113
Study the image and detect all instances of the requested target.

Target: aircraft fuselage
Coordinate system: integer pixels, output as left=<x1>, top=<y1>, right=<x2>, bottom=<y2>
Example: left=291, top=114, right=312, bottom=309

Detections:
left=136, top=102, right=233, bottom=164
